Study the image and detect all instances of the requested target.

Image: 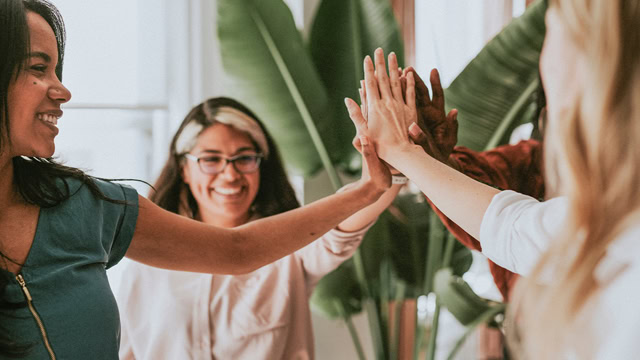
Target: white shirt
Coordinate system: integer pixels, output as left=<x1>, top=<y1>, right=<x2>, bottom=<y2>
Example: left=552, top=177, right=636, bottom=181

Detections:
left=479, top=190, right=640, bottom=358
left=115, top=225, right=371, bottom=360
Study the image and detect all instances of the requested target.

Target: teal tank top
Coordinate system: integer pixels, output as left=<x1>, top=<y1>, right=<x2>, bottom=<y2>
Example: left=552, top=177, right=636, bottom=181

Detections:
left=0, top=178, right=138, bottom=359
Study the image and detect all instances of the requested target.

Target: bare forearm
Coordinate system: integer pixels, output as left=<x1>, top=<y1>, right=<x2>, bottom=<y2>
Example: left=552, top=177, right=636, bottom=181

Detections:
left=337, top=183, right=402, bottom=232
left=128, top=182, right=384, bottom=275
left=383, top=145, right=499, bottom=238
left=232, top=181, right=383, bottom=272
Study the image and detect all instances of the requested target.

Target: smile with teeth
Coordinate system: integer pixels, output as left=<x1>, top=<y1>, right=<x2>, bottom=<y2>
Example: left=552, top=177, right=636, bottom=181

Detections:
left=37, top=113, right=60, bottom=126
left=213, top=187, right=243, bottom=196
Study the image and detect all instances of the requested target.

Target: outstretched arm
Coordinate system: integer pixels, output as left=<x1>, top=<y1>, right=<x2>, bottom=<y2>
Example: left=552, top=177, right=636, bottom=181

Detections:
left=126, top=136, right=390, bottom=275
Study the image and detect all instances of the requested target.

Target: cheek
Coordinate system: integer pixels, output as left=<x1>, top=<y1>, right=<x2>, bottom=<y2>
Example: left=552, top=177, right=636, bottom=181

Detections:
left=183, top=165, right=211, bottom=188
left=247, top=173, right=261, bottom=200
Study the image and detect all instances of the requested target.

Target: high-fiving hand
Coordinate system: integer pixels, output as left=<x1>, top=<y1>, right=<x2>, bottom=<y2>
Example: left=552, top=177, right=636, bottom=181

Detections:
left=344, top=48, right=417, bottom=163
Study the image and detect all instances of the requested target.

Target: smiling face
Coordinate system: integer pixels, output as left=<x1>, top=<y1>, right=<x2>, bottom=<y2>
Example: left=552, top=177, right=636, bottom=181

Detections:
left=181, top=123, right=261, bottom=227
left=5, top=11, right=71, bottom=158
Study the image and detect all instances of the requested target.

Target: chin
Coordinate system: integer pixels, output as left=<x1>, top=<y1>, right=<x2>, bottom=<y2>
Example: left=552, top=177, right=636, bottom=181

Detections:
left=35, top=144, right=56, bottom=158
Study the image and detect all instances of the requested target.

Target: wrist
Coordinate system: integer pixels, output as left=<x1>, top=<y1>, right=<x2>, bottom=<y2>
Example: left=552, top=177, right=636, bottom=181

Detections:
left=354, top=178, right=386, bottom=203
left=381, top=143, right=423, bottom=165
left=391, top=174, right=408, bottom=185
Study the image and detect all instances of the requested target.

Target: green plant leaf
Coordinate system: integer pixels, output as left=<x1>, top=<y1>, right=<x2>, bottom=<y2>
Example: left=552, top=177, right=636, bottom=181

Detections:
left=433, top=268, right=496, bottom=326
left=310, top=260, right=362, bottom=318
left=309, top=0, right=404, bottom=173
left=445, top=0, right=547, bottom=151
left=217, top=0, right=342, bottom=177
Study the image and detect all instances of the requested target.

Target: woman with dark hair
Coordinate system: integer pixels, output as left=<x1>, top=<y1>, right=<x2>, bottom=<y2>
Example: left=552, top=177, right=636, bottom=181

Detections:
left=116, top=97, right=402, bottom=359
left=0, top=1, right=396, bottom=358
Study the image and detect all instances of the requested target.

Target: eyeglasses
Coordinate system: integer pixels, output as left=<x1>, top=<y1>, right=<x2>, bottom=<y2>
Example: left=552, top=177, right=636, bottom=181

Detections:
left=184, top=153, right=264, bottom=174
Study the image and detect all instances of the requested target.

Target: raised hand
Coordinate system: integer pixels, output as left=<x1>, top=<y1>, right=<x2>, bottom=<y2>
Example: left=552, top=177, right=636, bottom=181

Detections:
left=403, top=67, right=458, bottom=163
left=358, top=48, right=417, bottom=161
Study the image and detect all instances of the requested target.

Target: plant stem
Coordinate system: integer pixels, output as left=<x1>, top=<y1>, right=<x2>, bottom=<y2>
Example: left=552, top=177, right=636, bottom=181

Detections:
left=390, top=282, right=407, bottom=360
left=425, top=301, right=441, bottom=360
left=337, top=300, right=368, bottom=360
left=446, top=304, right=507, bottom=360
left=426, top=234, right=457, bottom=360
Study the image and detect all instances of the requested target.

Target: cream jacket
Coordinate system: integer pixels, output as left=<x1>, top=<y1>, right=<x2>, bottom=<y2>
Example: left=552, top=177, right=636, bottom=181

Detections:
left=115, top=225, right=371, bottom=360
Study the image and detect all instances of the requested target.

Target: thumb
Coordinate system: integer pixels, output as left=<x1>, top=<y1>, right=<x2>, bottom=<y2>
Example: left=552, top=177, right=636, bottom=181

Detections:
left=359, top=135, right=378, bottom=165
left=345, top=98, right=368, bottom=132
left=408, top=122, right=428, bottom=144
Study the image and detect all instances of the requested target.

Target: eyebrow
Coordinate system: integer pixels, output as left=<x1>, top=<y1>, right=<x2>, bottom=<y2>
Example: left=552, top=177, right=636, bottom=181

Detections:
left=198, top=147, right=258, bottom=155
left=28, top=52, right=52, bottom=63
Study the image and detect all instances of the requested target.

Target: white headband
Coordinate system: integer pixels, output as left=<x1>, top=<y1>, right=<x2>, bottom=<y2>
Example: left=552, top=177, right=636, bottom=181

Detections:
left=175, top=106, right=270, bottom=157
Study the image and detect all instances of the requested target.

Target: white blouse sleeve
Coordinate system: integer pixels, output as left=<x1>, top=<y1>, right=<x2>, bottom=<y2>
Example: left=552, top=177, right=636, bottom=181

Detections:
left=479, top=190, right=568, bottom=276
left=295, top=221, right=374, bottom=287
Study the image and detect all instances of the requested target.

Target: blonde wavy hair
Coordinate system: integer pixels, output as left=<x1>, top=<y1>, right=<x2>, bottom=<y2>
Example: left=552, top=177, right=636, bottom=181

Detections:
left=508, top=0, right=640, bottom=358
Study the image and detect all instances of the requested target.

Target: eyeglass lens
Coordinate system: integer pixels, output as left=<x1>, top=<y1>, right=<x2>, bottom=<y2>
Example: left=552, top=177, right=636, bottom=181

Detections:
left=199, top=155, right=261, bottom=174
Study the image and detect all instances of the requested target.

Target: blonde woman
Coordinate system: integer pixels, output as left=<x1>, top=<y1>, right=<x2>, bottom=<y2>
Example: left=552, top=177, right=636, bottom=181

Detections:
left=345, top=0, right=640, bottom=356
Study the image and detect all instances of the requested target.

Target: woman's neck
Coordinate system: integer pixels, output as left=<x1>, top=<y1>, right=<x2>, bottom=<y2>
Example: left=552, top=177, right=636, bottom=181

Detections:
left=0, top=156, right=18, bottom=209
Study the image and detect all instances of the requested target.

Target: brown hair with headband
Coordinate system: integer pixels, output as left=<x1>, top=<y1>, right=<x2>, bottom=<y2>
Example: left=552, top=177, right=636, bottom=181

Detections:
left=150, top=97, right=300, bottom=219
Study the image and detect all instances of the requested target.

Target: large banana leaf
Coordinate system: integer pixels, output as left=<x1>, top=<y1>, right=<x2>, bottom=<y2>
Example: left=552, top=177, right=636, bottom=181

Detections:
left=309, top=0, right=404, bottom=173
left=217, top=0, right=341, bottom=177
left=445, top=0, right=547, bottom=151
left=311, top=195, right=472, bottom=318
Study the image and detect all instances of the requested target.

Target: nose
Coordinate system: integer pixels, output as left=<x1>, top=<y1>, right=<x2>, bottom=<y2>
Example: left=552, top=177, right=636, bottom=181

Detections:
left=48, top=77, right=72, bottom=104
left=220, top=160, right=241, bottom=181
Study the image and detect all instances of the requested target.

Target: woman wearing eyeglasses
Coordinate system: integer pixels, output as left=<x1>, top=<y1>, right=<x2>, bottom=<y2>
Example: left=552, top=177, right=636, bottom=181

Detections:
left=115, top=97, right=402, bottom=360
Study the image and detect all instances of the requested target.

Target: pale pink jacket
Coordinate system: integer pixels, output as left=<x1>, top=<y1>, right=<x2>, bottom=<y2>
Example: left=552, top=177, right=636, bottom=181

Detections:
left=115, top=225, right=371, bottom=360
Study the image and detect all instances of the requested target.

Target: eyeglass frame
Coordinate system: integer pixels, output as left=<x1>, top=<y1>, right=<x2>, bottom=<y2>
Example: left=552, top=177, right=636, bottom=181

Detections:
left=183, top=152, right=264, bottom=175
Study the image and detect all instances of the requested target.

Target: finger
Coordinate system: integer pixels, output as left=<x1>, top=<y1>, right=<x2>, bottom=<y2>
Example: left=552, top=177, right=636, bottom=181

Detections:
left=408, top=122, right=428, bottom=144
left=406, top=67, right=430, bottom=105
left=352, top=135, right=363, bottom=153
left=359, top=80, right=368, bottom=120
left=364, top=55, right=380, bottom=107
left=374, top=48, right=393, bottom=99
left=359, top=135, right=378, bottom=172
left=399, top=77, right=407, bottom=102
left=358, top=88, right=368, bottom=120
left=406, top=71, right=416, bottom=109
left=345, top=97, right=368, bottom=131
left=447, top=109, right=458, bottom=124
left=448, top=109, right=459, bottom=138
left=408, top=122, right=437, bottom=158
left=359, top=135, right=370, bottom=154
left=430, top=68, right=445, bottom=111
left=388, top=52, right=403, bottom=101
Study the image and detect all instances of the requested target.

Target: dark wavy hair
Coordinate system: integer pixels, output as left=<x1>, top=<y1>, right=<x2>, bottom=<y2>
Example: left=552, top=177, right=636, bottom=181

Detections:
left=0, top=0, right=121, bottom=356
left=150, top=97, right=300, bottom=219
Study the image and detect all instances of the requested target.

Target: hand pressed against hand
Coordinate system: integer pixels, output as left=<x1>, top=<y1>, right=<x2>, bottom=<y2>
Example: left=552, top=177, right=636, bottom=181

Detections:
left=403, top=67, right=458, bottom=163
left=343, top=97, right=392, bottom=193
left=360, top=48, right=417, bottom=161
left=346, top=86, right=400, bottom=176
